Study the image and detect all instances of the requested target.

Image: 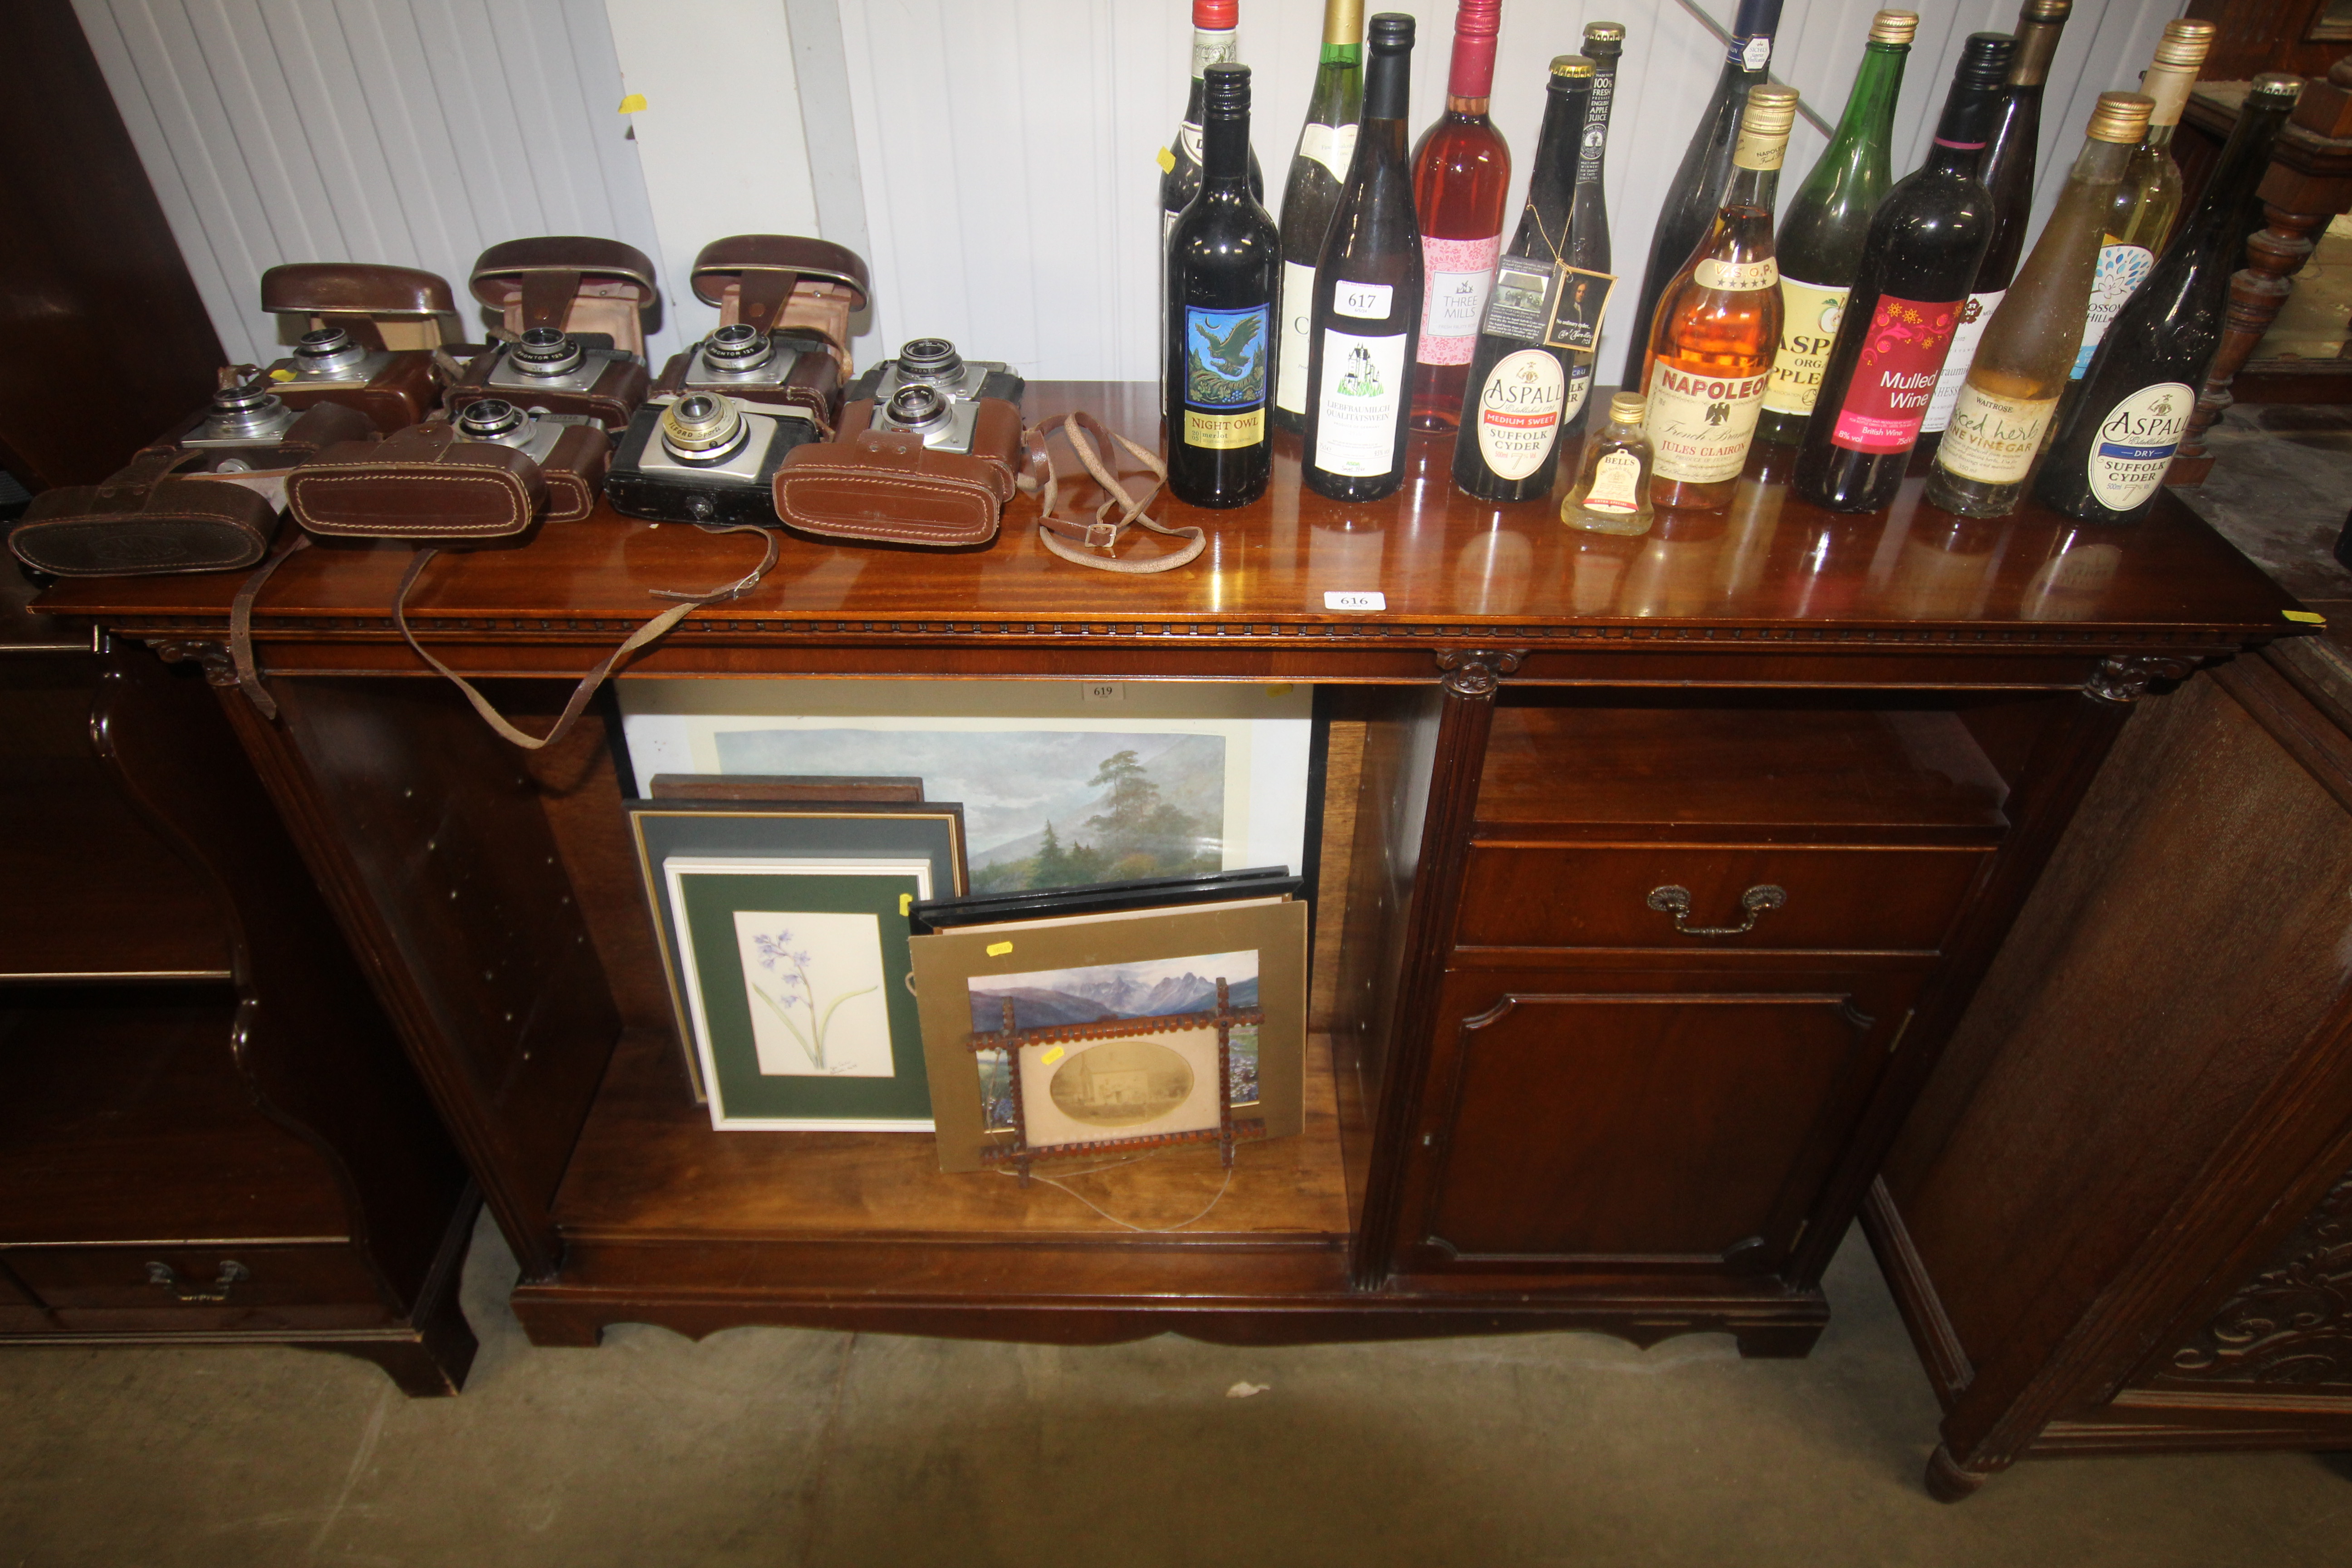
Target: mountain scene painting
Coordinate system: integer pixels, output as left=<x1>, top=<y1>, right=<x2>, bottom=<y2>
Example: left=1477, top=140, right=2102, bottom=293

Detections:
left=711, top=728, right=1225, bottom=892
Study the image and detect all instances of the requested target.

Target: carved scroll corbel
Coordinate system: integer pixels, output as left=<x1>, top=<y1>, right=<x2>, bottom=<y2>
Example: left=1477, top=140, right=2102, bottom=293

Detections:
left=145, top=637, right=238, bottom=687
left=1435, top=648, right=1525, bottom=700
left=2085, top=654, right=2198, bottom=705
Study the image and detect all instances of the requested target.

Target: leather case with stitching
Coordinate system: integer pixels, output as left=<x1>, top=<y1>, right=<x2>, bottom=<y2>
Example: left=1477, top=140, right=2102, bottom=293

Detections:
left=258, top=263, right=460, bottom=428
left=446, top=236, right=658, bottom=429
left=149, top=399, right=377, bottom=470
left=536, top=424, right=612, bottom=524
left=287, top=422, right=552, bottom=545
left=770, top=396, right=1022, bottom=548
left=9, top=451, right=283, bottom=577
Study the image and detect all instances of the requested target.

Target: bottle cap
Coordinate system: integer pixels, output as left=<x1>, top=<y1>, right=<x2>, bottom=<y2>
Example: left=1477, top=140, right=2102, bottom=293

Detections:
left=1869, top=10, right=1918, bottom=46
left=1447, top=0, right=1501, bottom=100
left=2086, top=90, right=2154, bottom=144
left=1609, top=392, right=1648, bottom=424
left=1551, top=54, right=1595, bottom=79
left=2249, top=71, right=2305, bottom=108
left=1322, top=0, right=1363, bottom=48
left=1583, top=21, right=1626, bottom=47
left=1740, top=84, right=1801, bottom=140
left=1203, top=61, right=1250, bottom=116
left=2152, top=19, right=2215, bottom=68
left=1955, top=30, right=2015, bottom=89
left=1193, top=0, right=1237, bottom=29
left=1368, top=12, right=1413, bottom=54
left=2020, top=0, right=2070, bottom=20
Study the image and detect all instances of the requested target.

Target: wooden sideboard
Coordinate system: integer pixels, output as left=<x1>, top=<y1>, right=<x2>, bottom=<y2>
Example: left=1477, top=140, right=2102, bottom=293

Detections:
left=29, top=384, right=2303, bottom=1356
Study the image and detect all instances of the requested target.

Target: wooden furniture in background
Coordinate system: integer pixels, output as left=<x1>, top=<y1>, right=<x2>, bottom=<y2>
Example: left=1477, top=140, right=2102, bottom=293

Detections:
left=2185, top=0, right=2352, bottom=82
left=1870, top=632, right=2352, bottom=1498
left=0, top=571, right=479, bottom=1394
left=28, top=386, right=2301, bottom=1362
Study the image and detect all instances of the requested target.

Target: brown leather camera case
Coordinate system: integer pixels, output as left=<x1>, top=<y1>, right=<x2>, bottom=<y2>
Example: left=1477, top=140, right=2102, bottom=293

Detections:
left=691, top=234, right=869, bottom=371
left=652, top=336, right=843, bottom=431
left=10, top=450, right=283, bottom=577
left=446, top=236, right=659, bottom=428
left=286, top=420, right=610, bottom=544
left=771, top=396, right=1023, bottom=548
left=150, top=398, right=377, bottom=469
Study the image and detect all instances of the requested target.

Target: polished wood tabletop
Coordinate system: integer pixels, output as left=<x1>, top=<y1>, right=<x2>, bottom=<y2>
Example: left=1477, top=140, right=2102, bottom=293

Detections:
left=34, top=382, right=2306, bottom=681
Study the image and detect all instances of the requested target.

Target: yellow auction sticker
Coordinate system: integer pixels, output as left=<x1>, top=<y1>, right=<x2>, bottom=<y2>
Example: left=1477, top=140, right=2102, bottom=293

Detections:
left=2284, top=609, right=2328, bottom=625
left=1042, top=1045, right=1065, bottom=1065
left=986, top=941, right=1013, bottom=957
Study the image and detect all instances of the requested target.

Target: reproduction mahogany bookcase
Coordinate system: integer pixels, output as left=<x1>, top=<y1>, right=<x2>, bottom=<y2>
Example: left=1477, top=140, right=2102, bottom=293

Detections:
left=31, top=385, right=2303, bottom=1358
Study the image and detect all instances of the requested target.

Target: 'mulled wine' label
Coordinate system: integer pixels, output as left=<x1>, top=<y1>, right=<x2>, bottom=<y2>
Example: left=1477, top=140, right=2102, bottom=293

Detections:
left=1921, top=289, right=2004, bottom=433
left=1645, top=360, right=1769, bottom=485
left=1938, top=383, right=2059, bottom=485
left=1419, top=234, right=1504, bottom=364
left=1333, top=279, right=1394, bottom=320
left=1762, top=278, right=1849, bottom=417
left=1473, top=349, right=1567, bottom=482
left=1313, top=329, right=1408, bottom=477
left=1297, top=121, right=1359, bottom=183
left=2072, top=240, right=2156, bottom=380
left=1182, top=304, right=1269, bottom=451
left=2088, top=380, right=2195, bottom=510
left=1695, top=257, right=1777, bottom=293
left=1580, top=450, right=1646, bottom=514
left=1825, top=294, right=1963, bottom=452
left=1276, top=262, right=1317, bottom=416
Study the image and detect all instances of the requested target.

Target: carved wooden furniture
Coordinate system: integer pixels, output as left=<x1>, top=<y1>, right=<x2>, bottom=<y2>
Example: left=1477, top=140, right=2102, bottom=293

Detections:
left=2172, top=59, right=2352, bottom=481
left=1870, top=631, right=2352, bottom=1497
left=28, top=385, right=2302, bottom=1358
left=0, top=571, right=479, bottom=1394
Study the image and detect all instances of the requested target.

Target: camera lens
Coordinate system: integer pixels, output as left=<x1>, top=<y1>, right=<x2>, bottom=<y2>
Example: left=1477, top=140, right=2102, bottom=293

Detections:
left=897, top=338, right=965, bottom=387
left=882, top=383, right=952, bottom=438
left=659, top=393, right=749, bottom=465
left=509, top=326, right=586, bottom=377
left=457, top=399, right=527, bottom=442
left=704, top=323, right=774, bottom=371
left=204, top=376, right=289, bottom=437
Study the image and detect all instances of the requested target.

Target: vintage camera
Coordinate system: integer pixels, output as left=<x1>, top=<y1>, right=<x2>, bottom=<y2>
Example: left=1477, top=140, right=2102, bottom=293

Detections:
left=847, top=338, right=1024, bottom=411
left=657, top=323, right=843, bottom=429
left=257, top=262, right=456, bottom=428
left=869, top=380, right=995, bottom=456
left=446, top=237, right=659, bottom=428
left=180, top=375, right=301, bottom=448
left=451, top=397, right=603, bottom=465
left=604, top=393, right=819, bottom=525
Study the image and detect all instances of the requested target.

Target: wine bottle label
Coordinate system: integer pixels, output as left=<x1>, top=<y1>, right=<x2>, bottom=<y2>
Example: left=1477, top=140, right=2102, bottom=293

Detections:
left=1419, top=235, right=1504, bottom=365
left=1297, top=121, right=1360, bottom=182
left=1824, top=294, right=1964, bottom=453
left=1333, top=280, right=1394, bottom=320
left=1473, top=349, right=1567, bottom=481
left=2087, top=380, right=2195, bottom=510
left=1581, top=450, right=1645, bottom=514
left=1276, top=262, right=1317, bottom=416
left=1182, top=304, right=1269, bottom=451
left=1732, top=128, right=1786, bottom=173
left=1576, top=75, right=1614, bottom=185
left=1921, top=290, right=2005, bottom=434
left=2070, top=241, right=2157, bottom=380
left=1761, top=278, right=1848, bottom=417
left=1939, top=383, right=2059, bottom=485
left=1645, top=361, right=1769, bottom=485
left=1178, top=122, right=1204, bottom=167
left=1730, top=34, right=1772, bottom=71
left=1695, top=257, right=1778, bottom=293
left=1313, top=329, right=1408, bottom=477
left=1191, top=27, right=1238, bottom=78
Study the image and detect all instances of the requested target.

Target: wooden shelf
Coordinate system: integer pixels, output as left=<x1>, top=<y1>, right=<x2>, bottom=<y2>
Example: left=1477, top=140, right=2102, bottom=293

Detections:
left=552, top=1029, right=1354, bottom=1247
left=0, top=990, right=348, bottom=1247
left=1475, top=699, right=2013, bottom=843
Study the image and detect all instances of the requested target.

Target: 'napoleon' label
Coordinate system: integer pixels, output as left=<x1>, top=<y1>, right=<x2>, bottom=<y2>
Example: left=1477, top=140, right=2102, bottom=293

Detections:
left=1645, top=360, right=1769, bottom=485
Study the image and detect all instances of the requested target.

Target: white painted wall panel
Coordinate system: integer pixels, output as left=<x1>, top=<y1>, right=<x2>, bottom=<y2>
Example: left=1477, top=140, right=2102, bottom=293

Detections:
left=71, top=0, right=676, bottom=369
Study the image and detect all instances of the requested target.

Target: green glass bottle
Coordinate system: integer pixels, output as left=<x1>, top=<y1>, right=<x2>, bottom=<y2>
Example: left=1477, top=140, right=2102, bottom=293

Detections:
left=1273, top=0, right=1365, bottom=433
left=1755, top=10, right=1915, bottom=447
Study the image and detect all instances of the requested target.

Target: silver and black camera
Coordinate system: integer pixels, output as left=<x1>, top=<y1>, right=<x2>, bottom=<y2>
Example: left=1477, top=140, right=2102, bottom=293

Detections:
left=482, top=324, right=639, bottom=397
left=604, top=393, right=818, bottom=525
left=657, top=323, right=844, bottom=429
left=869, top=381, right=996, bottom=455
left=682, top=324, right=809, bottom=392
left=182, top=376, right=300, bottom=448
left=270, top=325, right=397, bottom=391
left=846, top=337, right=1024, bottom=412
left=451, top=398, right=602, bottom=463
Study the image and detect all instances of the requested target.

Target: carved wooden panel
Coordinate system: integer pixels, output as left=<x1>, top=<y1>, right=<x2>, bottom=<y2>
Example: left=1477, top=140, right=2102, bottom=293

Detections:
left=2161, top=1168, right=2352, bottom=1390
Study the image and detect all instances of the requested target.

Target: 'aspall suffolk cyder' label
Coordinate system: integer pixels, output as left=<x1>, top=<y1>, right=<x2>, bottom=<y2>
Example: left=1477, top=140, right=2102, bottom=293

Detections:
left=1473, top=349, right=1567, bottom=481
left=1645, top=360, right=1768, bottom=485
left=1829, top=294, right=1963, bottom=454
left=2088, top=380, right=2195, bottom=510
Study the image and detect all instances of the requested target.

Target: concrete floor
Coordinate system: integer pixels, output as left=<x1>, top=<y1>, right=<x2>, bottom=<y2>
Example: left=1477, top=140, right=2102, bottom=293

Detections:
left=1, top=1214, right=2346, bottom=1565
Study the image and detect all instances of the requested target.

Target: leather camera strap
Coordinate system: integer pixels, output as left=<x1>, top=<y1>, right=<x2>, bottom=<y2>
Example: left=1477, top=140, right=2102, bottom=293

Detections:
left=228, top=532, right=310, bottom=720
left=1023, top=412, right=1204, bottom=574
left=518, top=269, right=583, bottom=333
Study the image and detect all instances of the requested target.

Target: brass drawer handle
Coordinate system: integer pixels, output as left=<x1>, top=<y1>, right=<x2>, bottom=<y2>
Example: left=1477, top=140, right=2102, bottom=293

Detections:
left=145, top=1259, right=249, bottom=1303
left=1646, top=884, right=1787, bottom=938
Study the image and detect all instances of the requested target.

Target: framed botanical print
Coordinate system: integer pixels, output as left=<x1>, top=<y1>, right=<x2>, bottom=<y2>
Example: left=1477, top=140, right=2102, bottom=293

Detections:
left=627, top=802, right=965, bottom=1125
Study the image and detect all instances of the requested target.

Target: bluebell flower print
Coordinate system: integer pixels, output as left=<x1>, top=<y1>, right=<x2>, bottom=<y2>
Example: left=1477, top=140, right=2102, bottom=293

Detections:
left=746, top=924, right=875, bottom=1072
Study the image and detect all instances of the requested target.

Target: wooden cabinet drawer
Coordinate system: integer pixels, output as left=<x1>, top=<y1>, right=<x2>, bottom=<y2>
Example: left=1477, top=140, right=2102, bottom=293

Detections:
left=1394, top=965, right=1922, bottom=1279
left=4, top=1243, right=392, bottom=1332
left=1456, top=843, right=1992, bottom=953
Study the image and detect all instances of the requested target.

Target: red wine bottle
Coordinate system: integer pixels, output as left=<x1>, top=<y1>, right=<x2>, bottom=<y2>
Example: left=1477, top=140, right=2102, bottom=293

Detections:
left=1793, top=34, right=2011, bottom=513
left=1168, top=65, right=1279, bottom=508
left=1406, top=0, right=1509, bottom=432
left=1160, top=0, right=1265, bottom=417
left=1303, top=12, right=1419, bottom=501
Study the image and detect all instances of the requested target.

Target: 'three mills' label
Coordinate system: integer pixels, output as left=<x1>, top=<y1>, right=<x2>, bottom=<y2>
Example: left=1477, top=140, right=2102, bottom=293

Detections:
left=1276, top=261, right=1316, bottom=416
left=1182, top=303, right=1269, bottom=451
left=2087, top=380, right=2195, bottom=510
left=1313, top=328, right=1408, bottom=477
left=1826, top=293, right=1964, bottom=453
left=1762, top=277, right=1848, bottom=417
left=1473, top=349, right=1568, bottom=482
left=1938, top=382, right=2060, bottom=485
left=1419, top=233, right=1503, bottom=365
left=1921, top=289, right=2004, bottom=433
left=1645, top=360, right=1769, bottom=485
left=2072, top=240, right=2156, bottom=380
